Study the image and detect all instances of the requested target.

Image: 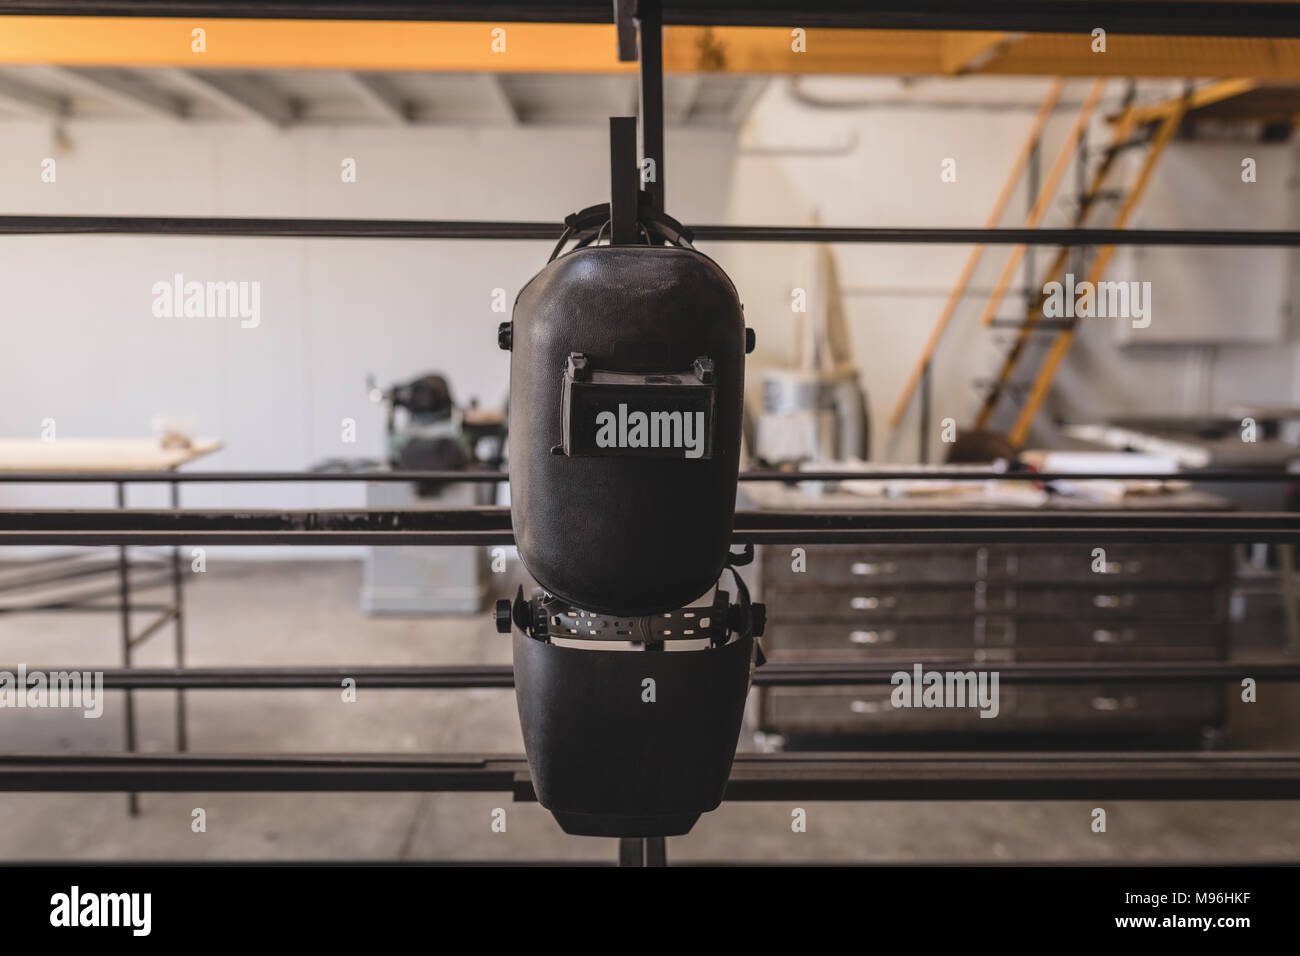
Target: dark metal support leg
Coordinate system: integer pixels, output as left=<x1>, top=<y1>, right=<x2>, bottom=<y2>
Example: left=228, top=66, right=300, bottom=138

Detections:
left=644, top=835, right=666, bottom=866
left=618, top=836, right=667, bottom=866
left=618, top=836, right=644, bottom=866
left=1024, top=140, right=1040, bottom=318
left=918, top=363, right=931, bottom=464
left=170, top=479, right=188, bottom=751
left=115, top=481, right=138, bottom=816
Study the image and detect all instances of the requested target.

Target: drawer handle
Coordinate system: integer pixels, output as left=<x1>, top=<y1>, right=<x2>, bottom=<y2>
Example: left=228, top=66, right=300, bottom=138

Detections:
left=1092, top=593, right=1132, bottom=609
left=850, top=629, right=896, bottom=645
left=851, top=561, right=898, bottom=576
left=849, top=699, right=882, bottom=714
left=1091, top=628, right=1136, bottom=644
left=1091, top=695, right=1138, bottom=711
left=1098, top=561, right=1143, bottom=575
left=851, top=595, right=897, bottom=610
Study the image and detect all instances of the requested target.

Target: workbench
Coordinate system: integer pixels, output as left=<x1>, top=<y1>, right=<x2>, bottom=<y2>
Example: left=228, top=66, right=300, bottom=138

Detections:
left=0, top=437, right=222, bottom=813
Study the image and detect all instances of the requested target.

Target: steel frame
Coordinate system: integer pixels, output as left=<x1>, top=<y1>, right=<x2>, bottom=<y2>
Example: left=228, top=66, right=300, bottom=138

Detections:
left=3, top=507, right=1298, bottom=546
left=6, top=0, right=1300, bottom=869
left=0, top=468, right=1294, bottom=483
left=4, top=751, right=1299, bottom=801
left=3, top=217, right=1299, bottom=246
left=7, top=660, right=1299, bottom=689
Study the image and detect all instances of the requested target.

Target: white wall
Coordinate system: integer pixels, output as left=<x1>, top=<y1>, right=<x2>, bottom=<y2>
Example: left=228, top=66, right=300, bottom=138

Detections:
left=2, top=75, right=1297, bottom=553
left=723, top=76, right=1300, bottom=460
left=0, top=120, right=736, bottom=536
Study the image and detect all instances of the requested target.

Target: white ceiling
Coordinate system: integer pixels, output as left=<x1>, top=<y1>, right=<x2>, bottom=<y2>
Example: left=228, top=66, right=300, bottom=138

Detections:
left=0, top=65, right=770, bottom=128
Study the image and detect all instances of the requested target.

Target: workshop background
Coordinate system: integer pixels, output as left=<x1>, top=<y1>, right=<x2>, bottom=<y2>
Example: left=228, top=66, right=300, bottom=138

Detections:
left=1, top=13, right=1299, bottom=863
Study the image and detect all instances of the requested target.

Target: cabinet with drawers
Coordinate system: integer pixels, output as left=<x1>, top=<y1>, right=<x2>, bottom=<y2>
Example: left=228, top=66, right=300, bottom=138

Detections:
left=756, top=541, right=1232, bottom=739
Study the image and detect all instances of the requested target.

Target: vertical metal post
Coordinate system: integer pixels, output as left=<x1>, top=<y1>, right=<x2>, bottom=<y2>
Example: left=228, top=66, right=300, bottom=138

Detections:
left=618, top=836, right=667, bottom=866
left=613, top=0, right=638, bottom=62
left=1024, top=140, right=1040, bottom=317
left=115, top=481, right=138, bottom=816
left=637, top=0, right=665, bottom=217
left=644, top=835, right=666, bottom=866
left=918, top=363, right=931, bottom=464
left=609, top=116, right=640, bottom=245
left=170, top=479, right=188, bottom=752
left=618, top=837, right=644, bottom=866
left=1072, top=125, right=1088, bottom=282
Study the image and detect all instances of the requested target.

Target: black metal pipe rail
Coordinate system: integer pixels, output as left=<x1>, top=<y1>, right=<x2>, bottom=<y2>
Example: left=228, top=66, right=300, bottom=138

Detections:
left=761, top=659, right=1300, bottom=686
left=1, top=508, right=1297, bottom=545
left=3, top=217, right=1299, bottom=247
left=1, top=1, right=1296, bottom=38
left=16, top=660, right=1300, bottom=690
left=4, top=751, right=1299, bottom=801
left=0, top=469, right=1295, bottom=484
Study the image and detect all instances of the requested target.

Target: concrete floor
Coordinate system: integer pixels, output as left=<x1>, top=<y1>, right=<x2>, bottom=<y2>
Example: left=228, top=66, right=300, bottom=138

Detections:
left=1, top=557, right=1298, bottom=864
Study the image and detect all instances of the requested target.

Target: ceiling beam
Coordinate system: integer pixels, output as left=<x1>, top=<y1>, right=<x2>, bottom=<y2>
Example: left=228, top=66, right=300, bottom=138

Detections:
left=0, top=19, right=1298, bottom=80
left=0, top=3, right=1296, bottom=37
left=55, top=66, right=187, bottom=119
left=165, top=70, right=296, bottom=127
left=0, top=72, right=69, bottom=116
left=345, top=71, right=412, bottom=124
left=940, top=31, right=1022, bottom=74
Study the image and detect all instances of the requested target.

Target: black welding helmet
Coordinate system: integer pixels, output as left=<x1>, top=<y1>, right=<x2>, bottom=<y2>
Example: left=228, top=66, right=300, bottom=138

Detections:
left=494, top=118, right=763, bottom=837
left=504, top=228, right=746, bottom=615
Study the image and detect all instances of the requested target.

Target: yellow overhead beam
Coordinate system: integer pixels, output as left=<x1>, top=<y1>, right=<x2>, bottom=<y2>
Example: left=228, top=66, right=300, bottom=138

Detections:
left=0, top=17, right=1298, bottom=78
left=0, top=17, right=636, bottom=72
left=0, top=18, right=967, bottom=74
left=939, top=31, right=1016, bottom=75
left=1121, top=77, right=1257, bottom=123
left=981, top=34, right=1300, bottom=79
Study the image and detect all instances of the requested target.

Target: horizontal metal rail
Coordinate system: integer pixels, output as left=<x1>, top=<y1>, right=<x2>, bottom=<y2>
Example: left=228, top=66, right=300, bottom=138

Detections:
left=4, top=751, right=1299, bottom=801
left=0, top=469, right=1295, bottom=484
left=0, top=2, right=1294, bottom=37
left=2, top=217, right=1299, bottom=246
left=760, top=659, right=1300, bottom=685
left=10, top=660, right=1300, bottom=690
left=1, top=508, right=1297, bottom=545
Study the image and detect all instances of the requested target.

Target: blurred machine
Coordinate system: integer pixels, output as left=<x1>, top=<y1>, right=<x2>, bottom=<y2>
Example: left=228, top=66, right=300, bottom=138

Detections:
left=753, top=245, right=870, bottom=466
left=361, top=372, right=505, bottom=616
left=379, top=373, right=470, bottom=476
left=756, top=368, right=869, bottom=466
